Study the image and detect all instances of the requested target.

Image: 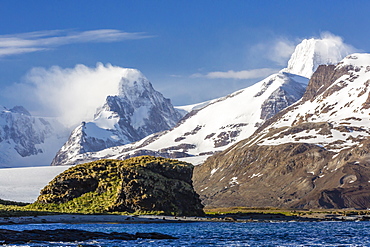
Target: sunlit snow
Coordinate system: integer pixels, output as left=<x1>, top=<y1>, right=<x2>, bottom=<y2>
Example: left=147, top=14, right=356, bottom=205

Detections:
left=0, top=166, right=71, bottom=202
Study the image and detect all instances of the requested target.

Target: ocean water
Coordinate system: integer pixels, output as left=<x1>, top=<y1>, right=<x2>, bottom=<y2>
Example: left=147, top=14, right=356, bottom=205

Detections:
left=1, top=221, right=370, bottom=246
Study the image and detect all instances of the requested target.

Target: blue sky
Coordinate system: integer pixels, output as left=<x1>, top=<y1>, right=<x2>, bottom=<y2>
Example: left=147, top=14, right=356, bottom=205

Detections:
left=1, top=0, right=370, bottom=113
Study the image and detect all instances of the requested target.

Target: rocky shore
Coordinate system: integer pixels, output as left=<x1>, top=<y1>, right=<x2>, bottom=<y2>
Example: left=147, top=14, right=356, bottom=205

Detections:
left=0, top=228, right=177, bottom=245
left=0, top=214, right=208, bottom=225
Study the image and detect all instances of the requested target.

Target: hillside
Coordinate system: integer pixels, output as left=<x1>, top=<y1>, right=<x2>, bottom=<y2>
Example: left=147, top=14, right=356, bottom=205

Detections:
left=194, top=54, right=370, bottom=209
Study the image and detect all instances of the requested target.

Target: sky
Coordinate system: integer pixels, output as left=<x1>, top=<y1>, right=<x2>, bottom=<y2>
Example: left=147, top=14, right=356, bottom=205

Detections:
left=1, top=0, right=370, bottom=124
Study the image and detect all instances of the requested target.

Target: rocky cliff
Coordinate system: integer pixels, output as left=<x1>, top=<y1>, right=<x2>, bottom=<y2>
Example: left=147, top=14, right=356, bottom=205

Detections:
left=36, top=156, right=204, bottom=216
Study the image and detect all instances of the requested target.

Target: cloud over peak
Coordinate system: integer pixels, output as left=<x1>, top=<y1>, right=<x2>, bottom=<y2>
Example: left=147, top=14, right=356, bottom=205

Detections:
left=0, top=29, right=152, bottom=57
left=5, top=63, right=139, bottom=128
left=193, top=32, right=358, bottom=81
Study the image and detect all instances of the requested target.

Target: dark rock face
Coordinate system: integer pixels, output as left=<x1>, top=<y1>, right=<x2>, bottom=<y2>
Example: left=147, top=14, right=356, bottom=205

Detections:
left=259, top=65, right=350, bottom=131
left=193, top=127, right=370, bottom=210
left=37, top=156, right=204, bottom=216
left=0, top=229, right=177, bottom=245
left=260, top=75, right=306, bottom=120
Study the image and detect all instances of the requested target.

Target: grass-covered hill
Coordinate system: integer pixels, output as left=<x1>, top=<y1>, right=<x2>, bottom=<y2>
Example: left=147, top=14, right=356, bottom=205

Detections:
left=29, top=156, right=204, bottom=216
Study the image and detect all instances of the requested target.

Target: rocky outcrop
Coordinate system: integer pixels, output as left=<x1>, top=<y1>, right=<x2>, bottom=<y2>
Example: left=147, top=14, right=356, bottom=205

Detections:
left=300, top=64, right=346, bottom=102
left=0, top=229, right=177, bottom=245
left=260, top=76, right=306, bottom=120
left=36, top=156, right=204, bottom=216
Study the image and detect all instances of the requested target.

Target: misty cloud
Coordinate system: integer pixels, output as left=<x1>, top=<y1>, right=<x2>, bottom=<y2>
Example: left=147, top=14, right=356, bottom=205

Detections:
left=314, top=32, right=358, bottom=63
left=12, top=63, right=136, bottom=127
left=268, top=40, right=297, bottom=66
left=0, top=29, right=152, bottom=57
left=252, top=32, right=358, bottom=68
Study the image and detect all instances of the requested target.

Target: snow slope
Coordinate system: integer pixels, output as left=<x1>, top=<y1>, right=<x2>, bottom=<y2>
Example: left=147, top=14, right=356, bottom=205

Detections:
left=0, top=166, right=71, bottom=202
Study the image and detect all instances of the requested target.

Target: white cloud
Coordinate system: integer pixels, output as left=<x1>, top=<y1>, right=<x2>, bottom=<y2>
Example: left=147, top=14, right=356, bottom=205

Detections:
left=268, top=40, right=296, bottom=66
left=250, top=38, right=297, bottom=67
left=191, top=68, right=278, bottom=80
left=258, top=32, right=358, bottom=67
left=15, top=63, right=136, bottom=127
left=0, top=29, right=152, bottom=57
left=315, top=32, right=358, bottom=62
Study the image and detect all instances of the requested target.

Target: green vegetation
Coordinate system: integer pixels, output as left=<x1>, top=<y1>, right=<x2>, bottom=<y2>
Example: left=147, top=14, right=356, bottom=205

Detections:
left=204, top=207, right=370, bottom=218
left=31, top=159, right=122, bottom=214
left=0, top=204, right=57, bottom=217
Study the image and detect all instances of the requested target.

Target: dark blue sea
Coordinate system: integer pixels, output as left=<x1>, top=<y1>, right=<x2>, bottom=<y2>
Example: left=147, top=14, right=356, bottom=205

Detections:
left=1, top=221, right=370, bottom=246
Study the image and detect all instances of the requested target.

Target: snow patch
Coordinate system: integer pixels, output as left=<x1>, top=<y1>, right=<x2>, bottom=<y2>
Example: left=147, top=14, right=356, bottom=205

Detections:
left=249, top=173, right=263, bottom=178
left=229, top=177, right=239, bottom=184
left=211, top=168, right=219, bottom=176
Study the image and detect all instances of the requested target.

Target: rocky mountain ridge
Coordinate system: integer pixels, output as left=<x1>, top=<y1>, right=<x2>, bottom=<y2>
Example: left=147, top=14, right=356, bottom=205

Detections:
left=254, top=54, right=370, bottom=151
left=193, top=53, right=370, bottom=209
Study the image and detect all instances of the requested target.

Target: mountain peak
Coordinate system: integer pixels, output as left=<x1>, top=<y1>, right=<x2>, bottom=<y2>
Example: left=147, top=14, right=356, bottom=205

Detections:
left=282, top=37, right=354, bottom=78
left=51, top=69, right=184, bottom=166
left=9, top=106, right=31, bottom=116
left=118, top=69, right=151, bottom=96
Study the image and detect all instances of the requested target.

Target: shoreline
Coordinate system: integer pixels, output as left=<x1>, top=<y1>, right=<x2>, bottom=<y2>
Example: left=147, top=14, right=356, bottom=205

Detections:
left=1, top=213, right=370, bottom=225
left=0, top=214, right=210, bottom=225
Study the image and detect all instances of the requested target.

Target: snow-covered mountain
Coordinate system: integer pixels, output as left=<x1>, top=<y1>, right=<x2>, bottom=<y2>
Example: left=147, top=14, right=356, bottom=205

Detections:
left=60, top=72, right=306, bottom=165
left=51, top=69, right=183, bottom=166
left=250, top=53, right=370, bottom=151
left=194, top=53, right=370, bottom=209
left=51, top=72, right=310, bottom=166
left=282, top=37, right=353, bottom=78
left=51, top=37, right=349, bottom=166
left=0, top=106, right=67, bottom=168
